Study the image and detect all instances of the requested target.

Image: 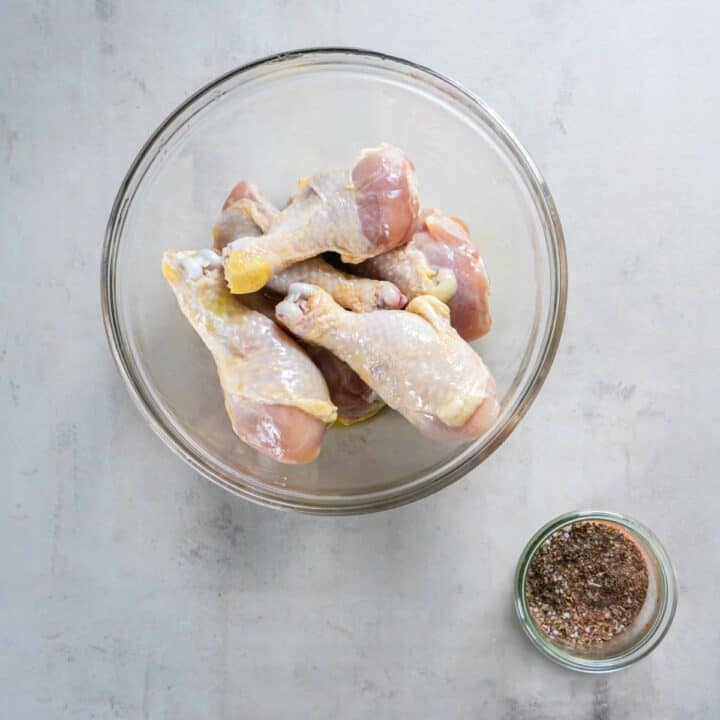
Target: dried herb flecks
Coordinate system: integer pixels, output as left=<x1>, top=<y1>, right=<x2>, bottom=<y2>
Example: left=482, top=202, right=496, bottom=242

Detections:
left=525, top=521, right=649, bottom=648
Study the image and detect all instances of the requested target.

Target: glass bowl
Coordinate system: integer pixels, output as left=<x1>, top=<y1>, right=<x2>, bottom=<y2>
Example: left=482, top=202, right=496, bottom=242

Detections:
left=514, top=510, right=678, bottom=672
left=101, top=48, right=567, bottom=514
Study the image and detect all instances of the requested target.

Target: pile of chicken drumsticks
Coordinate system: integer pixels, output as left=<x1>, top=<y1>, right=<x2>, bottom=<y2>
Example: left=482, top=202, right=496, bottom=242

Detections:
left=162, top=144, right=498, bottom=463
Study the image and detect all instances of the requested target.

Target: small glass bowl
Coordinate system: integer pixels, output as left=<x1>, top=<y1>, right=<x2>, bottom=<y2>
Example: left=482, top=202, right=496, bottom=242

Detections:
left=514, top=510, right=677, bottom=672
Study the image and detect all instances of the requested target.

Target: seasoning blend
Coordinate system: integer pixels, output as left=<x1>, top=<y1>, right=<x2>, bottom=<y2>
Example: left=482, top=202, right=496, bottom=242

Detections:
left=525, top=521, right=649, bottom=649
left=514, top=511, right=677, bottom=672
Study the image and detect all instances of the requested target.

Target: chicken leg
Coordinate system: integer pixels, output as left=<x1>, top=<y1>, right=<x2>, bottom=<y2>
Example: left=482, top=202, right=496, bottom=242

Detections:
left=357, top=209, right=492, bottom=340
left=223, top=144, right=419, bottom=294
left=162, top=249, right=336, bottom=463
left=275, top=284, right=499, bottom=442
left=214, top=180, right=406, bottom=312
left=269, top=257, right=406, bottom=312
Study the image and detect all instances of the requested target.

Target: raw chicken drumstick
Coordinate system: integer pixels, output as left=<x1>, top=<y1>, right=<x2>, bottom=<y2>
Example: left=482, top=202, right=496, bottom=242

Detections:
left=214, top=181, right=407, bottom=312
left=222, top=144, right=419, bottom=294
left=357, top=209, right=491, bottom=340
left=263, top=258, right=406, bottom=312
left=276, top=284, right=499, bottom=443
left=162, top=249, right=336, bottom=463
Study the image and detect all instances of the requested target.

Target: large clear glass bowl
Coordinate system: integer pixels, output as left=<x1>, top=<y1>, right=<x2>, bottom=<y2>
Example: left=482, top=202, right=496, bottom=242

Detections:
left=101, top=48, right=567, bottom=514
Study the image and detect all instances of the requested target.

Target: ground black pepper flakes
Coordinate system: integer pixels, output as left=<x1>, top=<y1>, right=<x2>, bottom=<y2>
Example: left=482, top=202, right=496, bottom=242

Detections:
left=525, top=521, right=649, bottom=648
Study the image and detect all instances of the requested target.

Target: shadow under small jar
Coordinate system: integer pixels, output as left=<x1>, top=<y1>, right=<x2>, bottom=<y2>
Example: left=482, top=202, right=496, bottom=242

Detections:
left=514, top=510, right=677, bottom=673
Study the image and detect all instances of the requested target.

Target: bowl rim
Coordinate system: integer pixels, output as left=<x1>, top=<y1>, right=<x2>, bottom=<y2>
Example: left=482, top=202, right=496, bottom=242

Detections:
left=513, top=509, right=678, bottom=672
left=100, top=46, right=568, bottom=514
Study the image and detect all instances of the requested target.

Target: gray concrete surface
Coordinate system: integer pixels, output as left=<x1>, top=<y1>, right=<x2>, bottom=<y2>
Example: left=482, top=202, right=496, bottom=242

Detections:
left=2, top=1, right=719, bottom=717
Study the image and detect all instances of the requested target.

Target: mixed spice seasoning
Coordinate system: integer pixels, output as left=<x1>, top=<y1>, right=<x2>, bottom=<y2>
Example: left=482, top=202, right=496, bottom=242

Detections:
left=525, top=521, right=649, bottom=648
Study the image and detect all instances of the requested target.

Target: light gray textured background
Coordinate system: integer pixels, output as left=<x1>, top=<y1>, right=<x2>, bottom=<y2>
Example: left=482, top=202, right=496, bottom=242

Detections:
left=2, top=1, right=719, bottom=718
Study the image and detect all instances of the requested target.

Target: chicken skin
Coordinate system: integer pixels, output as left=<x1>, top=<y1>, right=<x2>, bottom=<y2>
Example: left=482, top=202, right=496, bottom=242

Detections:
left=264, top=258, right=406, bottom=313
left=275, top=284, right=499, bottom=443
left=214, top=181, right=406, bottom=312
left=357, top=209, right=491, bottom=340
left=162, top=249, right=336, bottom=463
left=222, top=144, right=419, bottom=294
